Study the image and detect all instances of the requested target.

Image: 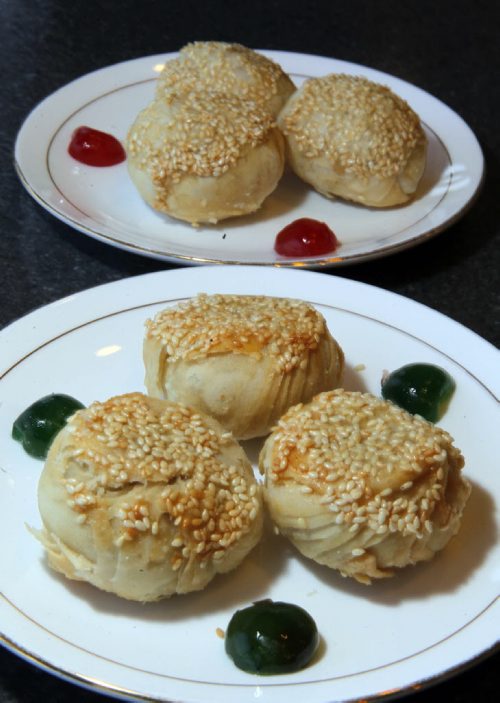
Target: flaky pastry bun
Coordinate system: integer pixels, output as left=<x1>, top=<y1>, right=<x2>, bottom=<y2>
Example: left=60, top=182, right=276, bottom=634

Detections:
left=35, top=393, right=263, bottom=601
left=144, top=294, right=344, bottom=440
left=278, top=74, right=427, bottom=207
left=126, top=93, right=285, bottom=224
left=260, top=389, right=470, bottom=584
left=156, top=41, right=296, bottom=117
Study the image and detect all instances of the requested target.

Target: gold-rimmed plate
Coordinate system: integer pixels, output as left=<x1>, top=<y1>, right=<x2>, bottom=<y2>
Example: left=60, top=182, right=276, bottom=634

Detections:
left=1, top=266, right=498, bottom=702
left=14, top=51, right=483, bottom=266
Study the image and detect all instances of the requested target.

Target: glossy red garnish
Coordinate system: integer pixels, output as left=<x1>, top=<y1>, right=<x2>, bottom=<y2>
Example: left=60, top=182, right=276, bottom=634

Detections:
left=68, top=126, right=126, bottom=167
left=274, top=217, right=339, bottom=257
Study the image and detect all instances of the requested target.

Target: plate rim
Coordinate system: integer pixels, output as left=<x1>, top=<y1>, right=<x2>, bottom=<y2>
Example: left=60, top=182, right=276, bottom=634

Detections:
left=2, top=266, right=498, bottom=387
left=13, top=50, right=485, bottom=268
left=1, top=266, right=499, bottom=703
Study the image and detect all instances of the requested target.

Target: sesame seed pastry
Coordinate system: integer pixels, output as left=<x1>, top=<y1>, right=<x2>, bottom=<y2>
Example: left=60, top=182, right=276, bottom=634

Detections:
left=259, top=389, right=470, bottom=584
left=278, top=74, right=427, bottom=208
left=126, top=92, right=285, bottom=224
left=156, top=41, right=296, bottom=118
left=144, top=294, right=344, bottom=440
left=34, top=393, right=263, bottom=601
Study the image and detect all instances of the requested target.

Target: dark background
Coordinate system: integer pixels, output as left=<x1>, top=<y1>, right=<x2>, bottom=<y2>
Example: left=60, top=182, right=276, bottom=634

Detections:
left=0, top=0, right=498, bottom=701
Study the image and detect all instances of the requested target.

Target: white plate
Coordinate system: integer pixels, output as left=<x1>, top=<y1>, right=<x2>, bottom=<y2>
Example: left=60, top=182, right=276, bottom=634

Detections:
left=1, top=266, right=498, bottom=703
left=14, top=51, right=484, bottom=267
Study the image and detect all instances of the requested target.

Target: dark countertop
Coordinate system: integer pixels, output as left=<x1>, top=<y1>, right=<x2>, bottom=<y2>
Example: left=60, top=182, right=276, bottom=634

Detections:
left=1, top=0, right=498, bottom=701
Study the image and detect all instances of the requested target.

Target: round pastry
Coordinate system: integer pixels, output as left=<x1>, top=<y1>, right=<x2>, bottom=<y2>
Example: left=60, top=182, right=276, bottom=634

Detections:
left=35, top=393, right=263, bottom=601
left=278, top=74, right=427, bottom=207
left=156, top=41, right=296, bottom=117
left=143, top=294, right=344, bottom=440
left=259, top=389, right=470, bottom=584
left=126, top=92, right=285, bottom=224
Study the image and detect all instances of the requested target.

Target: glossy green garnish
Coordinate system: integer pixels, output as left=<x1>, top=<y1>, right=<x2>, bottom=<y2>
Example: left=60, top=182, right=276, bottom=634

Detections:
left=225, top=600, right=319, bottom=675
left=12, top=393, right=85, bottom=459
left=381, top=363, right=455, bottom=422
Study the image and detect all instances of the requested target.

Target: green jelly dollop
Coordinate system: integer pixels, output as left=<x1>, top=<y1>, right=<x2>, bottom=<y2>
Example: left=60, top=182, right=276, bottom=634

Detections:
left=12, top=393, right=85, bottom=459
left=381, top=363, right=455, bottom=422
left=225, top=600, right=319, bottom=675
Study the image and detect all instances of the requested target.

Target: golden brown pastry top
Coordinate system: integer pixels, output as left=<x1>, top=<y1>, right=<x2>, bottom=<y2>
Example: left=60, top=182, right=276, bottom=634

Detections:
left=156, top=41, right=295, bottom=110
left=58, top=393, right=260, bottom=561
left=126, top=93, right=277, bottom=186
left=145, top=294, right=329, bottom=373
left=279, top=74, right=426, bottom=180
left=263, top=389, right=464, bottom=541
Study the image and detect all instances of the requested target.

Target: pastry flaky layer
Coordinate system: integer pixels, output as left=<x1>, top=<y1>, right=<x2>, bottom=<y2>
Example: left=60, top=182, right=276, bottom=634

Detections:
left=35, top=393, right=263, bottom=601
left=126, top=41, right=294, bottom=225
left=144, top=294, right=344, bottom=440
left=260, top=389, right=470, bottom=584
left=126, top=93, right=285, bottom=225
left=278, top=73, right=427, bottom=208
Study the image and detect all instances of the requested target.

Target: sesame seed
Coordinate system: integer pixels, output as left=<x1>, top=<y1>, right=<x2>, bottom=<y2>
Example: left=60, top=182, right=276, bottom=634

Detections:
left=126, top=91, right=279, bottom=205
left=279, top=73, right=426, bottom=180
left=261, top=389, right=467, bottom=576
left=55, top=392, right=262, bottom=575
left=351, top=548, right=366, bottom=557
left=145, top=293, right=329, bottom=374
left=155, top=41, right=295, bottom=118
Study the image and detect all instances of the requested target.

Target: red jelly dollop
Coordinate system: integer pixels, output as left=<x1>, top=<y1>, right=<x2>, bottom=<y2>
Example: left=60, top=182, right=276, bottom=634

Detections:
left=274, top=218, right=339, bottom=257
left=68, top=126, right=126, bottom=167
